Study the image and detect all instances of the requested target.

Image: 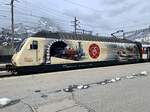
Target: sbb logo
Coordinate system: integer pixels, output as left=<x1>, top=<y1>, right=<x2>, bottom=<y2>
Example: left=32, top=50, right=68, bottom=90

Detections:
left=89, top=43, right=100, bottom=59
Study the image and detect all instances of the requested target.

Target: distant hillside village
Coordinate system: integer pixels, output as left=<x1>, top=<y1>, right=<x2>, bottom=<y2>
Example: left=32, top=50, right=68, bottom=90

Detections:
left=0, top=27, right=30, bottom=55
left=0, top=28, right=27, bottom=46
left=0, top=17, right=61, bottom=55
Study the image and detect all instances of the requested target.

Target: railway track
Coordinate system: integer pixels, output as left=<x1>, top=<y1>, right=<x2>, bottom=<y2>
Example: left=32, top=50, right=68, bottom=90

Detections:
left=0, top=71, right=15, bottom=78
left=0, top=66, right=6, bottom=71
left=0, top=63, right=16, bottom=78
left=0, top=60, right=149, bottom=78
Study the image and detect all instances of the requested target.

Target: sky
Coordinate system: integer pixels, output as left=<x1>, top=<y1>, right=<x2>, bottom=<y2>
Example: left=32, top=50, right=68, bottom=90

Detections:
left=0, top=0, right=150, bottom=35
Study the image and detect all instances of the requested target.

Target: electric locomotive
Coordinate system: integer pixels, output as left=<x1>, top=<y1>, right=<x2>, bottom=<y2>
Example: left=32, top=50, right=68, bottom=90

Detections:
left=6, top=31, right=146, bottom=74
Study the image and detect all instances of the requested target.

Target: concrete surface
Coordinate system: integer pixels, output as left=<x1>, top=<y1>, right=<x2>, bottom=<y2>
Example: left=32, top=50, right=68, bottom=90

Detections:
left=0, top=62, right=150, bottom=112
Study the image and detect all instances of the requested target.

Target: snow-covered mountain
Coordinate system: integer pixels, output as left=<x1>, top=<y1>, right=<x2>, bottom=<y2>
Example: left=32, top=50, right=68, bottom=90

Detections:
left=36, top=17, right=61, bottom=32
left=1, top=17, right=150, bottom=44
left=0, top=17, right=61, bottom=36
left=124, top=28, right=150, bottom=43
left=0, top=17, right=63, bottom=47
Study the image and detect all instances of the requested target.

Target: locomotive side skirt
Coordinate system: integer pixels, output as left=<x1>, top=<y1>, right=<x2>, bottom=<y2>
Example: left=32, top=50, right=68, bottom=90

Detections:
left=13, top=59, right=140, bottom=74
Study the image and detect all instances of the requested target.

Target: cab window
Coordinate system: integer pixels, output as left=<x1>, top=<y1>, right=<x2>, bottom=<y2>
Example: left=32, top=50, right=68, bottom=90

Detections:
left=30, top=40, right=38, bottom=50
left=15, top=38, right=27, bottom=52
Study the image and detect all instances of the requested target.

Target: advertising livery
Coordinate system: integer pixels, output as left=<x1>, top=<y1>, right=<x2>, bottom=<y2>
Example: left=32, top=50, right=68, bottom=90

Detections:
left=11, top=31, right=141, bottom=67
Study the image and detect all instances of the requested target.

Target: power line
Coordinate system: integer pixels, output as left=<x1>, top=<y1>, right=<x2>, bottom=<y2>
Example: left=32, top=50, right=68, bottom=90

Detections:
left=17, top=0, right=74, bottom=19
left=1, top=1, right=150, bottom=33
left=63, top=0, right=103, bottom=13
left=15, top=6, right=72, bottom=23
left=11, top=11, right=73, bottom=29
left=0, top=9, right=71, bottom=25
left=0, top=1, right=8, bottom=4
left=29, top=0, right=73, bottom=18
left=12, top=6, right=73, bottom=25
left=10, top=0, right=15, bottom=49
left=16, top=18, right=38, bottom=24
left=14, top=1, right=76, bottom=26
left=0, top=14, right=7, bottom=17
left=15, top=11, right=69, bottom=23
left=2, top=8, right=150, bottom=32
left=2, top=9, right=150, bottom=32
left=0, top=7, right=70, bottom=24
left=13, top=1, right=107, bottom=30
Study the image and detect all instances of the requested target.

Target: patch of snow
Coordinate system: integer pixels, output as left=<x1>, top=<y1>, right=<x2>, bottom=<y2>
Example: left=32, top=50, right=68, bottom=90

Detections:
left=126, top=75, right=135, bottom=79
left=115, top=77, right=121, bottom=81
left=0, top=98, right=11, bottom=107
left=140, top=71, right=147, bottom=75
left=77, top=85, right=84, bottom=89
left=109, top=79, right=116, bottom=83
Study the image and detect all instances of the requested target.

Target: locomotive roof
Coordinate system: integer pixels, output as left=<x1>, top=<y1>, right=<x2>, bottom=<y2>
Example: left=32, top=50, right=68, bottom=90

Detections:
left=32, top=31, right=135, bottom=43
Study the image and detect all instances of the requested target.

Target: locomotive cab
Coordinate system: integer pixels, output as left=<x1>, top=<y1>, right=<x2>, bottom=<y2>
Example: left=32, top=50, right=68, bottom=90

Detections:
left=12, top=37, right=46, bottom=66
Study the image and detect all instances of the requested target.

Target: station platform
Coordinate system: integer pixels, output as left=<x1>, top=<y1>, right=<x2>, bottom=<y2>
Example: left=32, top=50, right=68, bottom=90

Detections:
left=0, top=62, right=150, bottom=112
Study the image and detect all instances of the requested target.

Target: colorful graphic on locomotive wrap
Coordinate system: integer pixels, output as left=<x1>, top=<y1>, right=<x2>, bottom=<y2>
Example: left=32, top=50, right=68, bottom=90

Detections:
left=44, top=39, right=140, bottom=64
left=11, top=31, right=141, bottom=67
left=89, top=43, right=100, bottom=59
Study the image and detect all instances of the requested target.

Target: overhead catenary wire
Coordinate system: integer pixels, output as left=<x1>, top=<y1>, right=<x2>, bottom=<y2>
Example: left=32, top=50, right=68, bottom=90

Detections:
left=1, top=8, right=150, bottom=32
left=0, top=9, right=71, bottom=26
left=1, top=0, right=74, bottom=23
left=16, top=0, right=74, bottom=19
left=13, top=2, right=75, bottom=28
left=0, top=1, right=134, bottom=31
left=0, top=10, right=72, bottom=31
left=14, top=6, right=72, bottom=23
left=0, top=1, right=8, bottom=4
left=1, top=0, right=150, bottom=34
left=63, top=0, right=104, bottom=13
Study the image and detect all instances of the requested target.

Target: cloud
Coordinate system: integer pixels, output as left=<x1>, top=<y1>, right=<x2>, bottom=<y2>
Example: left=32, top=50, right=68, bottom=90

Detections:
left=101, top=0, right=126, bottom=5
left=106, top=1, right=140, bottom=17
left=63, top=8, right=112, bottom=31
left=63, top=8, right=97, bottom=22
left=1, top=0, right=150, bottom=34
left=138, top=2, right=150, bottom=15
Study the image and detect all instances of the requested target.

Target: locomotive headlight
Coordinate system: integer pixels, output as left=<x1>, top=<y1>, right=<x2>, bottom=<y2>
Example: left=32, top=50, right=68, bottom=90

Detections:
left=13, top=61, right=16, bottom=66
left=11, top=58, right=16, bottom=65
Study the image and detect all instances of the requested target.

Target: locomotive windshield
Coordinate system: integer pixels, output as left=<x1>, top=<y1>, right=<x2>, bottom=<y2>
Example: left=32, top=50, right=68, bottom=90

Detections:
left=15, top=38, right=27, bottom=53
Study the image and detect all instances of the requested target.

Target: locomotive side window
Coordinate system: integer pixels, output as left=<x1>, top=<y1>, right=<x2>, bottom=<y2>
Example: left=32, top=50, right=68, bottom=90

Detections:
left=30, top=40, right=38, bottom=50
left=143, top=47, right=147, bottom=54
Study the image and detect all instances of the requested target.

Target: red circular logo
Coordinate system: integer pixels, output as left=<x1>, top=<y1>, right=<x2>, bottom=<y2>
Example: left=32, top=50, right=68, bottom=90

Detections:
left=89, top=44, right=100, bottom=59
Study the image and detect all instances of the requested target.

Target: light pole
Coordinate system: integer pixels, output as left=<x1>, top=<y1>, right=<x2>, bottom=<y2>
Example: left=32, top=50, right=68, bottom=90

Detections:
left=11, top=0, right=15, bottom=50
